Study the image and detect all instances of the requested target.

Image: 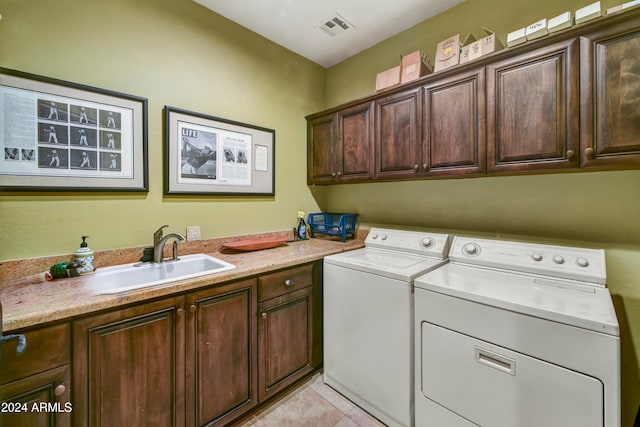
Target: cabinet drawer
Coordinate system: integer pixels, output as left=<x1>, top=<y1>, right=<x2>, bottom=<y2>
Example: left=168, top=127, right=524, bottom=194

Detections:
left=0, top=323, right=70, bottom=385
left=258, top=264, right=313, bottom=302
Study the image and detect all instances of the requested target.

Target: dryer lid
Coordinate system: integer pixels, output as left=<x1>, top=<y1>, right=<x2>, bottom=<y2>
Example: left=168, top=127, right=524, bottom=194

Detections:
left=415, top=263, right=619, bottom=336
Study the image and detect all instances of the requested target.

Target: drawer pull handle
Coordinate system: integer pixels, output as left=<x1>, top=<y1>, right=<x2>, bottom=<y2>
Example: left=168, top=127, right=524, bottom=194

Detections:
left=284, top=279, right=294, bottom=286
left=54, top=384, right=66, bottom=397
left=0, top=333, right=27, bottom=356
left=475, top=347, right=515, bottom=376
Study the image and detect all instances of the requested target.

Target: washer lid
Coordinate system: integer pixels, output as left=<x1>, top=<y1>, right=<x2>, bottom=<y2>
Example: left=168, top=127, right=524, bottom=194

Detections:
left=325, top=247, right=449, bottom=282
left=415, top=263, right=619, bottom=336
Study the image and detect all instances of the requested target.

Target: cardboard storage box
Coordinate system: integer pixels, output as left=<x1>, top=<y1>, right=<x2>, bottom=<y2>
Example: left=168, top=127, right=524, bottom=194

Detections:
left=548, top=11, right=573, bottom=33
left=461, top=28, right=503, bottom=63
left=575, top=1, right=601, bottom=24
left=459, top=34, right=477, bottom=64
left=526, top=18, right=549, bottom=40
left=507, top=27, right=527, bottom=47
left=434, top=34, right=461, bottom=72
left=400, top=50, right=432, bottom=83
left=376, top=65, right=401, bottom=91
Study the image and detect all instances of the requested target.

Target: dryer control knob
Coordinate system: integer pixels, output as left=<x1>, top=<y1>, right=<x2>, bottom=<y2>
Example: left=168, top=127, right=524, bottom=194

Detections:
left=553, top=255, right=565, bottom=264
left=421, top=237, right=434, bottom=248
left=463, top=243, right=480, bottom=256
left=531, top=253, right=543, bottom=262
left=576, top=257, right=589, bottom=268
left=381, top=235, right=388, bottom=241
left=371, top=233, right=379, bottom=239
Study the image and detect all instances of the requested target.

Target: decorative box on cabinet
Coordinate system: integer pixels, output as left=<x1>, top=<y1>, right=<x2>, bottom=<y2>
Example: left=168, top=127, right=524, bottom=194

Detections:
left=257, top=263, right=322, bottom=402
left=422, top=67, right=486, bottom=176
left=486, top=38, right=580, bottom=173
left=580, top=14, right=640, bottom=167
left=0, top=323, right=71, bottom=427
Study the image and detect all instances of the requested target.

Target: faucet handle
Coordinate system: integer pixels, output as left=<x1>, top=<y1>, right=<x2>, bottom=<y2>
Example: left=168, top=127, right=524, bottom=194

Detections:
left=154, top=225, right=169, bottom=243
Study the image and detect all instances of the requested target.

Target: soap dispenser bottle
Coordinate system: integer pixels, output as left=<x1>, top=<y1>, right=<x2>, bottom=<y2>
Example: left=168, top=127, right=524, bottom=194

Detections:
left=74, top=236, right=95, bottom=275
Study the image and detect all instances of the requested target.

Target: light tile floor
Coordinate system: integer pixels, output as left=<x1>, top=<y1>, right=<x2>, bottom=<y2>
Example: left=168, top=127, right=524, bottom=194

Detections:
left=238, top=373, right=387, bottom=427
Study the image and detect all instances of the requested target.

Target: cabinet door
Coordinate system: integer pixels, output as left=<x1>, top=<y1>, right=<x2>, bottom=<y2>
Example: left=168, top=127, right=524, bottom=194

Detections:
left=0, top=365, right=71, bottom=427
left=375, top=88, right=422, bottom=179
left=580, top=21, right=640, bottom=167
left=423, top=68, right=486, bottom=176
left=337, top=102, right=374, bottom=182
left=73, top=296, right=186, bottom=427
left=258, top=286, right=313, bottom=402
left=186, top=279, right=257, bottom=427
left=487, top=38, right=580, bottom=172
left=307, top=113, right=336, bottom=184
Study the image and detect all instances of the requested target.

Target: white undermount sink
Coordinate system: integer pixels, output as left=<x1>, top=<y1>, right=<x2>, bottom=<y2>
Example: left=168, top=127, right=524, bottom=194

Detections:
left=89, top=253, right=236, bottom=294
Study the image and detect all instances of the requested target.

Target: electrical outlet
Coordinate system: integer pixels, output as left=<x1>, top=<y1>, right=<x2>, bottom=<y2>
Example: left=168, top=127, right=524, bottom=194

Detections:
left=186, top=225, right=201, bottom=241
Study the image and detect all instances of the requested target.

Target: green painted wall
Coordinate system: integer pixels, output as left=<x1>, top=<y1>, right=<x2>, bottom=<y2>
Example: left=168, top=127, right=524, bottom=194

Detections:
left=1, top=0, right=639, bottom=423
left=0, top=0, right=325, bottom=260
left=321, top=0, right=640, bottom=423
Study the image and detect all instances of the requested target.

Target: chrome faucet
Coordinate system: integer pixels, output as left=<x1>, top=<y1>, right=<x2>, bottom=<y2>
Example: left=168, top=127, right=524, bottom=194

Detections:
left=153, top=225, right=186, bottom=263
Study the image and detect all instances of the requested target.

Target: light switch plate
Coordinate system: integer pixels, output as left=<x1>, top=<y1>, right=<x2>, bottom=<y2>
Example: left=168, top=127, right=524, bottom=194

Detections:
left=186, top=225, right=201, bottom=241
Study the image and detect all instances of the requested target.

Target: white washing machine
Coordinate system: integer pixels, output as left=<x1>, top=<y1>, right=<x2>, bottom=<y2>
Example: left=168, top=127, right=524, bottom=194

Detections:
left=324, top=228, right=451, bottom=427
left=414, top=236, right=620, bottom=427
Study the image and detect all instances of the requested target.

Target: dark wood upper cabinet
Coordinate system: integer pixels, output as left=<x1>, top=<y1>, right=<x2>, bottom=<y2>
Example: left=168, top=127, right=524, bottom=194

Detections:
left=487, top=38, right=580, bottom=173
left=307, top=103, right=373, bottom=184
left=375, top=88, right=422, bottom=179
left=307, top=113, right=335, bottom=185
left=423, top=68, right=486, bottom=176
left=580, top=16, right=640, bottom=167
left=337, top=102, right=374, bottom=182
left=305, top=8, right=640, bottom=184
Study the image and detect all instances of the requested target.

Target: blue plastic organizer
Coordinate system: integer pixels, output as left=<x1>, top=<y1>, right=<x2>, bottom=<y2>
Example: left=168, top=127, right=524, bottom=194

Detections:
left=307, top=213, right=358, bottom=242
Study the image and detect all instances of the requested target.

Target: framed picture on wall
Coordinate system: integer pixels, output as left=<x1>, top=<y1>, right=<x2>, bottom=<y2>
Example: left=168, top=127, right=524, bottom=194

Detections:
left=0, top=67, right=148, bottom=191
left=164, top=106, right=275, bottom=196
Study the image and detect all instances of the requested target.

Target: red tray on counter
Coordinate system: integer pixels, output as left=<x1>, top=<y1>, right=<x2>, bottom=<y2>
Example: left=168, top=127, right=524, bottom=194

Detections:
left=222, top=236, right=289, bottom=251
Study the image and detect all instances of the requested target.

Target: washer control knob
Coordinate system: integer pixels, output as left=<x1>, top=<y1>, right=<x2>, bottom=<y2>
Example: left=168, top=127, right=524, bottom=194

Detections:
left=463, top=243, right=480, bottom=256
left=421, top=237, right=434, bottom=248
left=371, top=233, right=378, bottom=239
left=531, top=253, right=543, bottom=262
left=381, top=234, right=388, bottom=241
left=576, top=257, right=589, bottom=268
left=553, top=255, right=565, bottom=265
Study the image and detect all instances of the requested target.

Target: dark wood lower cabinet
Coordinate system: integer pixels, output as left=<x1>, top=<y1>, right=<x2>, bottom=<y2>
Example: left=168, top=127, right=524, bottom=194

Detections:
left=258, top=286, right=314, bottom=401
left=186, top=279, right=257, bottom=427
left=0, top=323, right=71, bottom=427
left=73, top=296, right=186, bottom=427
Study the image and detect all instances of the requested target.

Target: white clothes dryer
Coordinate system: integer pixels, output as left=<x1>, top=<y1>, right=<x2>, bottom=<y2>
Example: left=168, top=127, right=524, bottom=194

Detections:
left=324, top=228, right=451, bottom=427
left=414, top=236, right=620, bottom=427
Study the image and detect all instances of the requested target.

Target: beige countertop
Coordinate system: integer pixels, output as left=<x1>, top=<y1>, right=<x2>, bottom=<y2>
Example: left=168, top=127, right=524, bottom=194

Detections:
left=1, top=233, right=364, bottom=332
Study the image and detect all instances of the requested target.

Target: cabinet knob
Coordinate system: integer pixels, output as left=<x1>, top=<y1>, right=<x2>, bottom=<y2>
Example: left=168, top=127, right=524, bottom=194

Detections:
left=54, top=384, right=66, bottom=397
left=566, top=149, right=575, bottom=159
left=413, top=164, right=419, bottom=172
left=190, top=304, right=196, bottom=313
left=423, top=164, right=428, bottom=171
left=177, top=308, right=183, bottom=315
left=584, top=147, right=595, bottom=159
left=331, top=172, right=337, bottom=177
left=261, top=312, right=267, bottom=319
left=284, top=279, right=294, bottom=286
left=336, top=171, right=342, bottom=177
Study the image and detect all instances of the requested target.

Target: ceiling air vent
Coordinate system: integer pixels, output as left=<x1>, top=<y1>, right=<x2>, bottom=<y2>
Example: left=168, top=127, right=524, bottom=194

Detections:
left=317, top=13, right=354, bottom=38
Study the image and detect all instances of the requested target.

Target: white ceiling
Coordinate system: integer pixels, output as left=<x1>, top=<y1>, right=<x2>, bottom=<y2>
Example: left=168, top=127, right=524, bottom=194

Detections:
left=193, top=0, right=465, bottom=68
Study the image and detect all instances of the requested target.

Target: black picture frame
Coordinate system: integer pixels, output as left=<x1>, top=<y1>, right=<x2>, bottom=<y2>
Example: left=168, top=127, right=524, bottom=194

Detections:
left=0, top=67, right=148, bottom=192
left=164, top=106, right=275, bottom=196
